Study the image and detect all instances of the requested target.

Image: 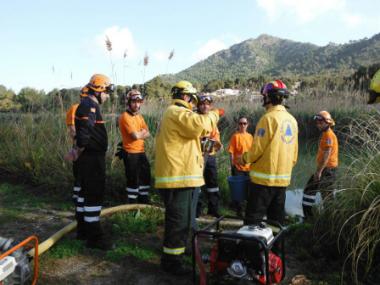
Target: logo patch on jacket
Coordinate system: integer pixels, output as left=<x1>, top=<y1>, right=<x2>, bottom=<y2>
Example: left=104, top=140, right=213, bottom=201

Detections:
left=90, top=108, right=96, bottom=113
left=280, top=120, right=295, bottom=144
left=257, top=128, right=266, bottom=137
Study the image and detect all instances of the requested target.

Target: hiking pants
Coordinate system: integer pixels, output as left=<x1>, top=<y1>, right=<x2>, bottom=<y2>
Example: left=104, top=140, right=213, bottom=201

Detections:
left=160, top=188, right=192, bottom=260
left=197, top=155, right=220, bottom=216
left=72, top=160, right=81, bottom=204
left=123, top=152, right=151, bottom=204
left=76, top=152, right=106, bottom=241
left=245, top=182, right=286, bottom=225
left=302, top=168, right=337, bottom=219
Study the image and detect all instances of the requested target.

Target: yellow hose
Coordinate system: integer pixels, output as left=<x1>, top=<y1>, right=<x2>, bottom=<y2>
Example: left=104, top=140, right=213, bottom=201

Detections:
left=28, top=204, right=160, bottom=257
left=28, top=203, right=278, bottom=257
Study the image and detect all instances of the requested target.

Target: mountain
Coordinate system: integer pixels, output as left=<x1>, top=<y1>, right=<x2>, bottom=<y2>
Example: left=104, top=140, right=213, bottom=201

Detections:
left=160, top=33, right=380, bottom=84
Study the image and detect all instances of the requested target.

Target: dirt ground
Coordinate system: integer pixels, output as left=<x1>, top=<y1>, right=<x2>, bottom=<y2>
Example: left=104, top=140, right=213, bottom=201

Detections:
left=0, top=177, right=314, bottom=285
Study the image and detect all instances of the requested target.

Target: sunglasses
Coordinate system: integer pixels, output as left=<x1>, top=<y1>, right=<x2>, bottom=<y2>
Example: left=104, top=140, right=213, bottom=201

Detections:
left=239, top=122, right=248, bottom=125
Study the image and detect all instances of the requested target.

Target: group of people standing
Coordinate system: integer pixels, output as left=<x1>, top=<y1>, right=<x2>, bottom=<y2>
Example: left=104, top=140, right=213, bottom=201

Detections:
left=64, top=73, right=345, bottom=276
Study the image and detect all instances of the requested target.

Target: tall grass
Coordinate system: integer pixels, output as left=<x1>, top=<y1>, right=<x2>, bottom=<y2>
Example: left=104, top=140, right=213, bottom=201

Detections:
left=0, top=88, right=373, bottom=200
left=316, top=114, right=380, bottom=283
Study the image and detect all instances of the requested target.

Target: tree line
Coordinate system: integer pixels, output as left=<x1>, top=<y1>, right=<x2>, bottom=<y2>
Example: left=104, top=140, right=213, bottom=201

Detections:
left=1, top=63, right=377, bottom=113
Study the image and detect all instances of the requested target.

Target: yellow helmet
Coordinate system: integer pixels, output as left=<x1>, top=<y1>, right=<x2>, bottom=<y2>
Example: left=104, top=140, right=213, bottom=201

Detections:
left=172, top=80, right=197, bottom=94
left=88, top=74, right=113, bottom=93
left=314, top=111, right=335, bottom=126
left=368, top=69, right=380, bottom=104
left=171, top=80, right=197, bottom=103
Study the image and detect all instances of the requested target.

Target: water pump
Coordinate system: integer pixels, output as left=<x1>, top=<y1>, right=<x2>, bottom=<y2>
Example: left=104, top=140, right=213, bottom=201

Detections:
left=0, top=236, right=38, bottom=285
left=193, top=217, right=286, bottom=285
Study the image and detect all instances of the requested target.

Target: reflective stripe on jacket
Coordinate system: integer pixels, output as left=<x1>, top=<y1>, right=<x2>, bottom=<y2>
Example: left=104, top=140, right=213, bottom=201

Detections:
left=243, top=105, right=298, bottom=187
left=154, top=99, right=219, bottom=189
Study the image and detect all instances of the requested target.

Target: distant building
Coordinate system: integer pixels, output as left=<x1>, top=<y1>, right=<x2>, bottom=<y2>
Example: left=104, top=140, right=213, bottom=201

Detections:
left=210, top=88, right=240, bottom=97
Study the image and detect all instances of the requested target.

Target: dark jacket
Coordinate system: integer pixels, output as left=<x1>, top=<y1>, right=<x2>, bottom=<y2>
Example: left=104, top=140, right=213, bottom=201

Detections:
left=75, top=96, right=108, bottom=153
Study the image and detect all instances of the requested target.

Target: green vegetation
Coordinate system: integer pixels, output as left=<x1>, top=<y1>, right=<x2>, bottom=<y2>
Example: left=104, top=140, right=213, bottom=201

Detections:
left=287, top=223, right=343, bottom=285
left=104, top=209, right=163, bottom=262
left=0, top=182, right=71, bottom=210
left=0, top=208, right=23, bottom=225
left=106, top=243, right=157, bottom=262
left=315, top=115, right=380, bottom=283
left=46, top=238, right=85, bottom=259
left=110, top=209, right=163, bottom=235
left=0, top=87, right=372, bottom=200
left=164, top=33, right=380, bottom=85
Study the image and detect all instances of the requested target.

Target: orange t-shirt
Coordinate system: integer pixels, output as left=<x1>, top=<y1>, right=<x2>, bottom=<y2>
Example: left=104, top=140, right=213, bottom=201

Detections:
left=317, top=128, right=338, bottom=168
left=65, top=104, right=79, bottom=126
left=228, top=132, right=254, bottom=171
left=119, top=111, right=148, bottom=153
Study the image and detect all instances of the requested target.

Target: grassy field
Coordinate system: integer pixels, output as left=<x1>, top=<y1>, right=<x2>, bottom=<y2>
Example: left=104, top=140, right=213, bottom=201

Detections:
left=0, top=89, right=373, bottom=194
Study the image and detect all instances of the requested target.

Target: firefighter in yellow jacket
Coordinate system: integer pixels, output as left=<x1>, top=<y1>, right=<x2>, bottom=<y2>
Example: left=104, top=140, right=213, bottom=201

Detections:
left=239, top=80, right=298, bottom=225
left=155, top=81, right=221, bottom=275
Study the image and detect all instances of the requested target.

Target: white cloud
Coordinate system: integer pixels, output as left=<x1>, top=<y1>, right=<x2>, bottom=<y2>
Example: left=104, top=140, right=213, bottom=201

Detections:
left=95, top=26, right=138, bottom=59
left=257, top=0, right=345, bottom=23
left=193, top=39, right=227, bottom=61
left=256, top=0, right=374, bottom=29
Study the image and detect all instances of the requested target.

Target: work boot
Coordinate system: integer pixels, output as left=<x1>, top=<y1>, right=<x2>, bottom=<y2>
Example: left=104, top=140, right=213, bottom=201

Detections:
left=161, top=255, right=191, bottom=276
left=86, top=237, right=113, bottom=250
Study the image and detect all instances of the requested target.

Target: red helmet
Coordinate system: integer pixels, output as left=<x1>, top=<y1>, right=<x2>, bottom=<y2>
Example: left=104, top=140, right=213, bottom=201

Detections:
left=260, top=80, right=289, bottom=106
left=260, top=80, right=289, bottom=97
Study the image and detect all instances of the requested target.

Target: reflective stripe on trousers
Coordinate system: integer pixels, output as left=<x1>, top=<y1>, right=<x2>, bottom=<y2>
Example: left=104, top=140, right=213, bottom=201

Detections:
left=302, top=193, right=316, bottom=206
left=163, top=247, right=185, bottom=255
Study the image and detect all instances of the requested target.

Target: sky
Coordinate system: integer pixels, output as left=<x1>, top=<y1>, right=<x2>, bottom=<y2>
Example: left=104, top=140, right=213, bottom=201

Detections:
left=0, top=0, right=379, bottom=93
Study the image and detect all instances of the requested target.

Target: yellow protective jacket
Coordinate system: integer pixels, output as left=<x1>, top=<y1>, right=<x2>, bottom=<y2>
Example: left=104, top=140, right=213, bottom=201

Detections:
left=242, top=105, right=298, bottom=187
left=155, top=99, right=219, bottom=189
